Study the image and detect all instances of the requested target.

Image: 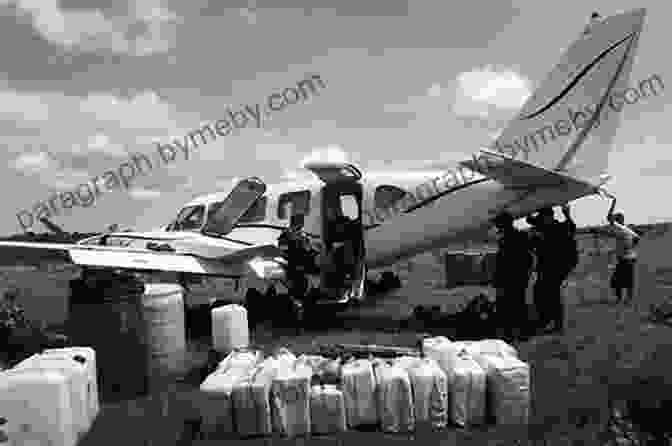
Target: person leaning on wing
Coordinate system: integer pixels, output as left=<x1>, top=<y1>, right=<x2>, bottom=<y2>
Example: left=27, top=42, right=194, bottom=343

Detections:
left=492, top=212, right=535, bottom=342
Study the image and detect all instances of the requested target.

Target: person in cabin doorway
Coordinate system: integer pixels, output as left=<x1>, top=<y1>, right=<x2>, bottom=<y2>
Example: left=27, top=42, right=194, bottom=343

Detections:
left=493, top=212, right=535, bottom=342
left=528, top=205, right=578, bottom=335
left=606, top=207, right=640, bottom=305
left=278, top=212, right=316, bottom=329
left=278, top=213, right=312, bottom=298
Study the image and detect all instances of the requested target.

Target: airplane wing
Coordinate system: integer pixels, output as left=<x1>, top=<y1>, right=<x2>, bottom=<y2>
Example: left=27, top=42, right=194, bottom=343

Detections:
left=0, top=240, right=283, bottom=277
left=459, top=149, right=602, bottom=196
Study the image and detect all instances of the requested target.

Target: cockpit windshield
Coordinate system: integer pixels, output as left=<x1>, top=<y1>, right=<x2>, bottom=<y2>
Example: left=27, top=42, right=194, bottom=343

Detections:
left=202, top=176, right=267, bottom=236
left=170, top=205, right=205, bottom=231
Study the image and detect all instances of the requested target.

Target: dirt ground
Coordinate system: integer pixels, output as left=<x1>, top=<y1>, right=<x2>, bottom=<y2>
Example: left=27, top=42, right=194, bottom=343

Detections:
left=6, top=238, right=672, bottom=445
left=72, top=249, right=672, bottom=445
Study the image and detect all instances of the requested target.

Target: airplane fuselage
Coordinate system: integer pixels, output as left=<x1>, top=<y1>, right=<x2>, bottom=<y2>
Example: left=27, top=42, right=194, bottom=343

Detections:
left=153, top=165, right=580, bottom=272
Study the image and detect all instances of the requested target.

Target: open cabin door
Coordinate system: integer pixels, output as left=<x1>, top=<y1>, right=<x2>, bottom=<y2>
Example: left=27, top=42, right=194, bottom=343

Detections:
left=202, top=176, right=266, bottom=237
left=304, top=162, right=366, bottom=301
left=303, top=161, right=362, bottom=184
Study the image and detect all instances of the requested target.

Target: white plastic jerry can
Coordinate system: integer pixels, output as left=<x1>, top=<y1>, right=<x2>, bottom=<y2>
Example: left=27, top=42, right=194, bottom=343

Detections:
left=12, top=355, right=89, bottom=438
left=42, top=347, right=99, bottom=429
left=212, top=304, right=250, bottom=354
left=0, top=368, right=77, bottom=446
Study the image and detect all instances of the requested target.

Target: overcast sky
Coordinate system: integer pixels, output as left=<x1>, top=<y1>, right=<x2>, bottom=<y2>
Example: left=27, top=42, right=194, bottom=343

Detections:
left=0, top=0, right=669, bottom=235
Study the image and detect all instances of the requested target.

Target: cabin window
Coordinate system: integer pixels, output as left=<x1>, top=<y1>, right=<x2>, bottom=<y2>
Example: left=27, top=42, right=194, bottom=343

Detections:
left=277, top=190, right=311, bottom=219
left=172, top=205, right=205, bottom=231
left=374, top=185, right=408, bottom=211
left=340, top=194, right=359, bottom=220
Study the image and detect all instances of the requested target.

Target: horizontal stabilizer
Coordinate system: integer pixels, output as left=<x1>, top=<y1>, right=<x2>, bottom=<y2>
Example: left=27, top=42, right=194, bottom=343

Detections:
left=459, top=149, right=601, bottom=195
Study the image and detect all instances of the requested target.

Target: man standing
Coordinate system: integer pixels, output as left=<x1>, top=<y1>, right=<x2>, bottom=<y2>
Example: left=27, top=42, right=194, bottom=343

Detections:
left=277, top=213, right=314, bottom=329
left=0, top=288, right=35, bottom=365
left=607, top=210, right=640, bottom=305
left=493, top=212, right=534, bottom=342
left=529, top=205, right=578, bottom=335
left=278, top=214, right=312, bottom=298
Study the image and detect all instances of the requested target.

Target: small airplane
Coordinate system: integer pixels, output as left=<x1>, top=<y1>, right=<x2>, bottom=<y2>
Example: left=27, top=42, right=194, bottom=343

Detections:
left=0, top=8, right=649, bottom=322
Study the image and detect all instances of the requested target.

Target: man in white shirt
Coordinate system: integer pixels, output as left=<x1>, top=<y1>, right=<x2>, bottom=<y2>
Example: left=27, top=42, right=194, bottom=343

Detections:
left=607, top=211, right=640, bottom=305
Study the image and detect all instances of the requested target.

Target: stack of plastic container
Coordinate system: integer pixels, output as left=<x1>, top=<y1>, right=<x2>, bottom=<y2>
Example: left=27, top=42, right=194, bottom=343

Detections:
left=0, top=368, right=77, bottom=446
left=270, top=361, right=313, bottom=438
left=393, top=356, right=449, bottom=430
left=43, top=347, right=99, bottom=424
left=371, top=359, right=415, bottom=433
left=340, top=358, right=378, bottom=428
left=231, top=349, right=297, bottom=438
left=309, top=384, right=347, bottom=434
left=0, top=346, right=100, bottom=446
left=198, top=348, right=263, bottom=437
left=465, top=343, right=530, bottom=426
left=196, top=339, right=530, bottom=438
left=13, top=354, right=91, bottom=439
left=212, top=304, right=249, bottom=354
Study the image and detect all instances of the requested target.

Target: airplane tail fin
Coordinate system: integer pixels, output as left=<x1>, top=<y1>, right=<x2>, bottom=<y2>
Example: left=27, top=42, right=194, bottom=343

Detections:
left=490, top=8, right=648, bottom=184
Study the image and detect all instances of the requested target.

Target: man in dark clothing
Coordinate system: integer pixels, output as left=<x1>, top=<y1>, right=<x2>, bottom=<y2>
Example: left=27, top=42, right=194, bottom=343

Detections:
left=277, top=214, right=318, bottom=327
left=0, top=288, right=37, bottom=365
left=493, top=212, right=534, bottom=342
left=528, top=205, right=577, bottom=334
left=278, top=214, right=313, bottom=298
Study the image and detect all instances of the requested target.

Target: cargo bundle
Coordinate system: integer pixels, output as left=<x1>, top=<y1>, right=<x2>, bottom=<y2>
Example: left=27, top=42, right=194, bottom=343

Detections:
left=197, top=337, right=530, bottom=439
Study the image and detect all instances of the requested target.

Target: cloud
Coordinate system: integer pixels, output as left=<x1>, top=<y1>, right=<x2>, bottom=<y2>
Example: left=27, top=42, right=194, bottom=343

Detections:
left=49, top=168, right=92, bottom=190
left=383, top=82, right=453, bottom=114
left=612, top=140, right=672, bottom=177
left=129, top=187, right=162, bottom=200
left=78, top=90, right=181, bottom=131
left=86, top=133, right=128, bottom=157
left=427, top=83, right=442, bottom=98
left=214, top=177, right=240, bottom=190
left=274, top=145, right=354, bottom=184
left=239, top=7, right=258, bottom=25
left=299, top=144, right=351, bottom=167
left=489, top=128, right=504, bottom=140
left=0, top=88, right=180, bottom=131
left=281, top=170, right=303, bottom=182
left=11, top=150, right=93, bottom=189
left=254, top=142, right=300, bottom=162
left=0, top=87, right=185, bottom=162
left=11, top=152, right=58, bottom=174
left=0, top=0, right=181, bottom=56
left=452, top=65, right=532, bottom=119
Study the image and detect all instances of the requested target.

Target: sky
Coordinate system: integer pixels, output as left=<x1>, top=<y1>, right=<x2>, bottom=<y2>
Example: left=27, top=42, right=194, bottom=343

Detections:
left=0, top=0, right=670, bottom=236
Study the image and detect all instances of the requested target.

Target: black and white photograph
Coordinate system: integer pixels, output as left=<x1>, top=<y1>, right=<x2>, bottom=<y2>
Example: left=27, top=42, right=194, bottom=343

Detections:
left=0, top=1, right=669, bottom=445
